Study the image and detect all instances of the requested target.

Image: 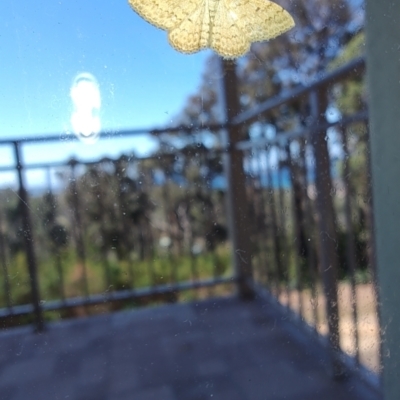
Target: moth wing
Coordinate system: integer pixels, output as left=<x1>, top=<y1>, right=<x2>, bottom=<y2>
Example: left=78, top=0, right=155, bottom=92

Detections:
left=210, top=0, right=249, bottom=58
left=240, top=0, right=295, bottom=43
left=168, top=1, right=210, bottom=54
left=128, top=0, right=202, bottom=30
left=210, top=0, right=295, bottom=58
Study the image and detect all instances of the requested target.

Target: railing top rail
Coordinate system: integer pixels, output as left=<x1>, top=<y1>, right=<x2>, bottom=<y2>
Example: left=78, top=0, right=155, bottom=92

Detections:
left=233, top=57, right=366, bottom=126
left=0, top=123, right=227, bottom=146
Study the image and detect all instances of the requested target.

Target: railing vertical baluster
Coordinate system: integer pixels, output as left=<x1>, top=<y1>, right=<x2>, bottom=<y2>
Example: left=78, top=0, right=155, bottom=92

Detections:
left=163, top=178, right=177, bottom=292
left=277, top=146, right=292, bottom=308
left=266, top=145, right=284, bottom=300
left=0, top=211, right=12, bottom=311
left=285, top=143, right=304, bottom=319
left=115, top=158, right=135, bottom=290
left=338, top=126, right=361, bottom=365
left=200, top=149, right=209, bottom=284
left=13, top=142, right=44, bottom=331
left=219, top=59, right=254, bottom=300
left=70, top=162, right=90, bottom=300
left=299, top=139, right=319, bottom=331
left=46, top=166, right=67, bottom=304
left=255, top=149, right=270, bottom=285
left=261, top=148, right=275, bottom=291
left=309, top=90, right=343, bottom=377
left=146, top=211, right=157, bottom=292
left=93, top=166, right=113, bottom=299
left=189, top=237, right=199, bottom=285
left=246, top=149, right=258, bottom=278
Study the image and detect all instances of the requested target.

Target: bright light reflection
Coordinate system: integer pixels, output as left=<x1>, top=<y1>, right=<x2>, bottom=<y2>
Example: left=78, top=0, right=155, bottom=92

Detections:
left=70, top=73, right=101, bottom=144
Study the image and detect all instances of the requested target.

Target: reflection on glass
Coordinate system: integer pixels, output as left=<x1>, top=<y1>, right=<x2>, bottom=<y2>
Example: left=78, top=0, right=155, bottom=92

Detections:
left=70, top=72, right=101, bottom=144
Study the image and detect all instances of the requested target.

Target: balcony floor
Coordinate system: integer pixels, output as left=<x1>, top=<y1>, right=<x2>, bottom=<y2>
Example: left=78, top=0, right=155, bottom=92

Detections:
left=0, top=296, right=380, bottom=400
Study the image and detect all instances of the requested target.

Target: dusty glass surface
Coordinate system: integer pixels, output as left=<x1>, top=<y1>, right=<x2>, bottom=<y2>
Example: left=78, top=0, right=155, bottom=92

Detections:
left=0, top=1, right=382, bottom=399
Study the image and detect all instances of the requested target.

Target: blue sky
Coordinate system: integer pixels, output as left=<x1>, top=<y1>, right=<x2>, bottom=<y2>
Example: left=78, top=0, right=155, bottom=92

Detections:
left=0, top=0, right=212, bottom=176
left=0, top=0, right=361, bottom=190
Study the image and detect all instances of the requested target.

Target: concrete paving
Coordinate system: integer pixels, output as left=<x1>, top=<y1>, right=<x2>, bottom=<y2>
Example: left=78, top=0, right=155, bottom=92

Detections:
left=0, top=296, right=382, bottom=400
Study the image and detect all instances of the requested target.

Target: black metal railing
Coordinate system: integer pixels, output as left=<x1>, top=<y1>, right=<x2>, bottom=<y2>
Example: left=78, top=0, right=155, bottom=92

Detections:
left=0, top=144, right=235, bottom=321
left=0, top=57, right=380, bottom=383
left=237, top=57, right=380, bottom=380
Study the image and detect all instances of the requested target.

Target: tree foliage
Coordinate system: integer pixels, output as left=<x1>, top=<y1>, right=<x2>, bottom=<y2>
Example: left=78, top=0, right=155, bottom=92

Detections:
left=169, top=0, right=363, bottom=137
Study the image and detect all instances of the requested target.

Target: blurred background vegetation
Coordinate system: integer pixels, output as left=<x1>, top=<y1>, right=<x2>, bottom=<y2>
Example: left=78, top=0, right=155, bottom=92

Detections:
left=0, top=0, right=370, bottom=322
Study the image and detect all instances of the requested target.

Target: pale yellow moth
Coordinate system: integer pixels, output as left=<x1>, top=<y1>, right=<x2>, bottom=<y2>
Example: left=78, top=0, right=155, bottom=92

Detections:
left=128, top=0, right=295, bottom=58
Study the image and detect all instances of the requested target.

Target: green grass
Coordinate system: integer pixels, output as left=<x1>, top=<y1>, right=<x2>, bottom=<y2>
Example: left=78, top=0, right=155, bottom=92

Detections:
left=0, top=244, right=233, bottom=309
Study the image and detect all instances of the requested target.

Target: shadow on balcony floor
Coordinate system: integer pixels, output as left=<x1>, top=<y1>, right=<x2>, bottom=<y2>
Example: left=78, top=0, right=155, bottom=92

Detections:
left=0, top=296, right=381, bottom=400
